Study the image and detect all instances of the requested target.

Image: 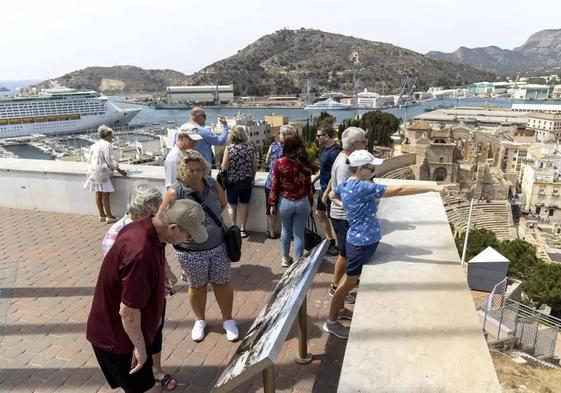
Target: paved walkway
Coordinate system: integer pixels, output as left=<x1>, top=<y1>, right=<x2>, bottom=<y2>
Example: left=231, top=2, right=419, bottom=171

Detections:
left=0, top=208, right=347, bottom=393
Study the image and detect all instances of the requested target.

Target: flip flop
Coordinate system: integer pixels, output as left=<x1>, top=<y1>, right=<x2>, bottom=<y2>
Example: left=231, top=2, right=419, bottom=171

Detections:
left=240, top=230, right=248, bottom=238
left=155, top=374, right=177, bottom=391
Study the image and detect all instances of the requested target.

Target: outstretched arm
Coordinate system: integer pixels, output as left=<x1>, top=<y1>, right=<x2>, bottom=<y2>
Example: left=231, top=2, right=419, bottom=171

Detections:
left=383, top=184, right=443, bottom=198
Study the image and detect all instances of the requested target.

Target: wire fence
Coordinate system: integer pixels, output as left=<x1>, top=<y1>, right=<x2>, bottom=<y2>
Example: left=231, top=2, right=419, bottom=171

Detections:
left=478, top=279, right=560, bottom=364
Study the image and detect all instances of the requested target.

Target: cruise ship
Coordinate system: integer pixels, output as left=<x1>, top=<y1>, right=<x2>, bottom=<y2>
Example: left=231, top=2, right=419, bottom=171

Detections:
left=0, top=88, right=141, bottom=138
left=304, top=98, right=351, bottom=111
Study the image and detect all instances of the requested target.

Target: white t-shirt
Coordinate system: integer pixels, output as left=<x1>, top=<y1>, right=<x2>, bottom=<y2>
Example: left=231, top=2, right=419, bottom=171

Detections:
left=164, top=146, right=182, bottom=188
left=329, top=151, right=349, bottom=220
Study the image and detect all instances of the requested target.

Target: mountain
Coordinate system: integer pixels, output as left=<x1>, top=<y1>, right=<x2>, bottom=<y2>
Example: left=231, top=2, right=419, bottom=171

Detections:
left=185, top=28, right=494, bottom=96
left=427, top=29, right=561, bottom=75
left=34, top=65, right=189, bottom=93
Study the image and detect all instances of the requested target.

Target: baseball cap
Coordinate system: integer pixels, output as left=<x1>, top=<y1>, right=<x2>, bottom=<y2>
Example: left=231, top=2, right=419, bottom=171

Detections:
left=178, top=123, right=203, bottom=140
left=164, top=199, right=208, bottom=243
left=348, top=150, right=384, bottom=166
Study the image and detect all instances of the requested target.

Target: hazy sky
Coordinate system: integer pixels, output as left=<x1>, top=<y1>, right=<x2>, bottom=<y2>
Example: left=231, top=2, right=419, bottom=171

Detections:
left=3, top=0, right=560, bottom=80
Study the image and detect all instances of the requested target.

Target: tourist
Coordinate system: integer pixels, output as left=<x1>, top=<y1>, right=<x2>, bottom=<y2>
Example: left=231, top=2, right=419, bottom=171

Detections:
left=312, top=123, right=342, bottom=256
left=165, top=149, right=239, bottom=342
left=264, top=125, right=296, bottom=238
left=87, top=198, right=208, bottom=393
left=83, top=125, right=127, bottom=224
left=269, top=133, right=318, bottom=267
left=164, top=126, right=202, bottom=189
left=323, top=150, right=443, bottom=339
left=100, top=184, right=178, bottom=391
left=221, top=126, right=257, bottom=238
left=181, top=106, right=229, bottom=167
left=324, top=127, right=367, bottom=302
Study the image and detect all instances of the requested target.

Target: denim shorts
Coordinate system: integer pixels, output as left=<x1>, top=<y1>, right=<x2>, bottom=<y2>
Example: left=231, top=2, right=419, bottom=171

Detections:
left=346, top=241, right=380, bottom=277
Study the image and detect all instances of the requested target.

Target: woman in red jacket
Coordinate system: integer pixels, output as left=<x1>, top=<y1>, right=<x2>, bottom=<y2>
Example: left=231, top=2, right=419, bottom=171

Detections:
left=269, top=134, right=318, bottom=267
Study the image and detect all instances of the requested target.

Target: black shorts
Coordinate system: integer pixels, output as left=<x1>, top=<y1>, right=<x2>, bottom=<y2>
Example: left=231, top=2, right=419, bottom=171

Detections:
left=148, top=301, right=166, bottom=355
left=265, top=188, right=273, bottom=215
left=316, top=189, right=330, bottom=212
left=226, top=178, right=253, bottom=205
left=93, top=346, right=155, bottom=393
left=330, top=218, right=349, bottom=257
left=346, top=241, right=380, bottom=277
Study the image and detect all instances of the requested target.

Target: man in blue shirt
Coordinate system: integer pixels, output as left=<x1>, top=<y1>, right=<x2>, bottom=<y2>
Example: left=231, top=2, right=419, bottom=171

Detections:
left=180, top=107, right=229, bottom=167
left=312, top=124, right=342, bottom=255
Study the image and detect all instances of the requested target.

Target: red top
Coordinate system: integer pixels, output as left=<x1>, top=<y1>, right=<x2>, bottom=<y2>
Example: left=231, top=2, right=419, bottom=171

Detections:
left=269, top=156, right=313, bottom=206
left=86, top=216, right=166, bottom=354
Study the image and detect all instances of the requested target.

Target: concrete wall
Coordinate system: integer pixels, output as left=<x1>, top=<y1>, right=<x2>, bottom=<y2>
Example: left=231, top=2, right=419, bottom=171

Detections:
left=375, top=153, right=416, bottom=177
left=0, top=159, right=273, bottom=232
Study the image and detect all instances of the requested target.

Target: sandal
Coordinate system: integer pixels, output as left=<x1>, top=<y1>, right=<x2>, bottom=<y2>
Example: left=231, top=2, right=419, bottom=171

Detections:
left=155, top=374, right=177, bottom=391
left=266, top=231, right=278, bottom=239
left=240, top=230, right=248, bottom=238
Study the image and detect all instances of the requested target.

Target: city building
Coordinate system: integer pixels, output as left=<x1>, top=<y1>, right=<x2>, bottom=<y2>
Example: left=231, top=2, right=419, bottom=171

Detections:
left=527, top=112, right=561, bottom=142
left=226, top=113, right=270, bottom=149
left=357, top=89, right=395, bottom=108
left=520, top=144, right=561, bottom=222
left=512, top=103, right=561, bottom=113
left=165, top=85, right=234, bottom=105
left=498, top=141, right=531, bottom=182
left=510, top=84, right=551, bottom=100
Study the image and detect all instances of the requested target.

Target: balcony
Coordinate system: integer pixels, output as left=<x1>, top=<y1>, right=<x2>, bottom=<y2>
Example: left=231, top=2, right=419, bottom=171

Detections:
left=0, top=159, right=501, bottom=392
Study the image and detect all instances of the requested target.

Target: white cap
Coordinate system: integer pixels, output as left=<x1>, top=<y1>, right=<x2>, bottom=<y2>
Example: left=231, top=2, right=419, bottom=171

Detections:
left=178, top=123, right=203, bottom=140
left=348, top=150, right=384, bottom=166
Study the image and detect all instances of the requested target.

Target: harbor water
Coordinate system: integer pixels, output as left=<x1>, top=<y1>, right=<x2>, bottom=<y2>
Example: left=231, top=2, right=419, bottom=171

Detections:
left=3, top=144, right=55, bottom=160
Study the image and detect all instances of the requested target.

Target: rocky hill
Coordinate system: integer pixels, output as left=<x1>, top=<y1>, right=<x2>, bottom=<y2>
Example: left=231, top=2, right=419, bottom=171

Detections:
left=427, top=29, right=561, bottom=75
left=35, top=65, right=188, bottom=93
left=186, top=28, right=494, bottom=96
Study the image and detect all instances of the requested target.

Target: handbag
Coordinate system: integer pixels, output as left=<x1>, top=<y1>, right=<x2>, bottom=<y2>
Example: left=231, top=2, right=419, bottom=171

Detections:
left=304, top=214, right=323, bottom=251
left=190, top=193, right=242, bottom=262
left=216, top=170, right=228, bottom=189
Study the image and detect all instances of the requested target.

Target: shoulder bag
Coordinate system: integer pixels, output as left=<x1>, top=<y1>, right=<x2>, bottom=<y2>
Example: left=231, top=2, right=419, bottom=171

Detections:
left=190, top=192, right=242, bottom=262
left=304, top=214, right=323, bottom=251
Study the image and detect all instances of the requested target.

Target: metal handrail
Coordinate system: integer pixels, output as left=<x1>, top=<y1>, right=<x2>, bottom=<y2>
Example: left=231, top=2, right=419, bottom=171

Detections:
left=506, top=298, right=561, bottom=328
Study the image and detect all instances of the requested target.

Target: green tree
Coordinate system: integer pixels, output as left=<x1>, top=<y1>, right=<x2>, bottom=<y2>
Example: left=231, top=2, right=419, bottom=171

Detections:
left=524, top=263, right=561, bottom=318
left=338, top=111, right=400, bottom=150
left=454, top=229, right=499, bottom=262
left=496, top=239, right=540, bottom=281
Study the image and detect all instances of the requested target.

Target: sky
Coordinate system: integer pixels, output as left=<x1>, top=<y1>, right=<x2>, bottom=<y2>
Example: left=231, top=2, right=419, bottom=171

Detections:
left=2, top=0, right=561, bottom=80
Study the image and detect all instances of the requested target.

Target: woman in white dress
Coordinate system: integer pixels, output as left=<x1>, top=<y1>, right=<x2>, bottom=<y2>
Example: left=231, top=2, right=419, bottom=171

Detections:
left=83, top=125, right=127, bottom=223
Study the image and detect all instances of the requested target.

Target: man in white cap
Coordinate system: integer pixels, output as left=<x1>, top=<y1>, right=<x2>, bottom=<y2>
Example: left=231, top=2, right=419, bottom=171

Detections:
left=87, top=199, right=207, bottom=392
left=323, top=150, right=443, bottom=339
left=164, top=126, right=203, bottom=189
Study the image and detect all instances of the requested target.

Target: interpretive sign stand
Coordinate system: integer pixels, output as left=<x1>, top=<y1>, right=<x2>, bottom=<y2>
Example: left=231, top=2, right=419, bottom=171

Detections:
left=212, top=240, right=329, bottom=393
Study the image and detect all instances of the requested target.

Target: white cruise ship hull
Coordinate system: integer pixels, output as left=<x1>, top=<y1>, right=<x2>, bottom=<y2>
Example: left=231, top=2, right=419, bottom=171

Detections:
left=0, top=88, right=141, bottom=138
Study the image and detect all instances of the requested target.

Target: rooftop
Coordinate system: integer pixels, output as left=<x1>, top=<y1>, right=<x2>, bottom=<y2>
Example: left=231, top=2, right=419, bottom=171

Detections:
left=0, top=207, right=345, bottom=393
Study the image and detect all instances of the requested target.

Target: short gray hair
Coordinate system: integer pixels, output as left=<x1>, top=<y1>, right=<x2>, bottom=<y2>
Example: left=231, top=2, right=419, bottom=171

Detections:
left=279, top=124, right=295, bottom=135
left=127, top=184, right=162, bottom=219
left=98, top=125, right=113, bottom=139
left=229, top=126, right=249, bottom=144
left=341, top=127, right=366, bottom=149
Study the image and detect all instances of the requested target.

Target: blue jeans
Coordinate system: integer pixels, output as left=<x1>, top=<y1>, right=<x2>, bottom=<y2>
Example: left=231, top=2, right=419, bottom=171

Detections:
left=278, top=196, right=311, bottom=259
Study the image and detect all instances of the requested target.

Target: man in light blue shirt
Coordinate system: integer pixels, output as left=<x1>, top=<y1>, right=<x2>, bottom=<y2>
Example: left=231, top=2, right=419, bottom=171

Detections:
left=180, top=107, right=229, bottom=167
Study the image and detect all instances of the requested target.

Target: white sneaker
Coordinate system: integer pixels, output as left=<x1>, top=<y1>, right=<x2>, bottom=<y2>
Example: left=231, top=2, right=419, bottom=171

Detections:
left=223, top=319, right=239, bottom=342
left=191, top=320, right=206, bottom=342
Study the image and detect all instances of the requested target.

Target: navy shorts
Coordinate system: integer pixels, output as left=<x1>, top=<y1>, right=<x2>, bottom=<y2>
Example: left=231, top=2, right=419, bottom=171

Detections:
left=93, top=346, right=155, bottom=392
left=316, top=189, right=330, bottom=212
left=346, top=241, right=380, bottom=277
left=226, top=178, right=253, bottom=205
left=330, top=218, right=349, bottom=257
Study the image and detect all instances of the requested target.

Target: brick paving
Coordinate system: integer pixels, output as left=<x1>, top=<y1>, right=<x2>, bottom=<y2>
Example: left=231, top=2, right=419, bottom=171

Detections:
left=0, top=208, right=348, bottom=392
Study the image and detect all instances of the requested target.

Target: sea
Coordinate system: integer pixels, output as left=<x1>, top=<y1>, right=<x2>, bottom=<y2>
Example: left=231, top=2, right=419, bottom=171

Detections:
left=2, top=78, right=561, bottom=160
